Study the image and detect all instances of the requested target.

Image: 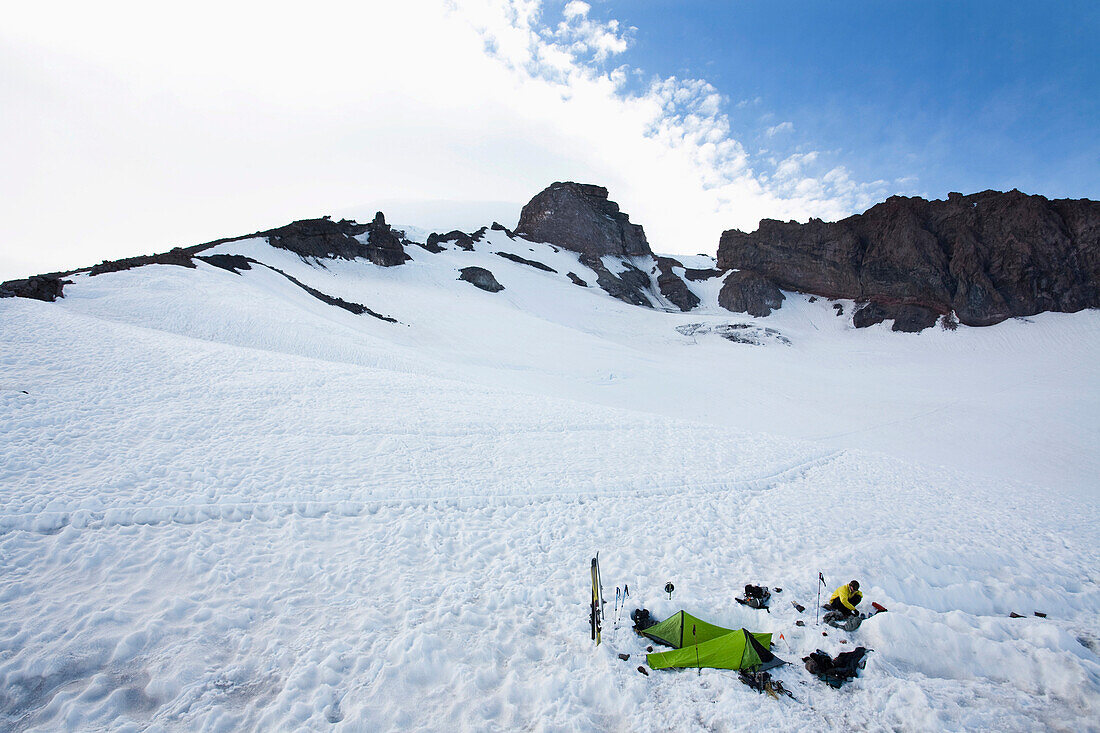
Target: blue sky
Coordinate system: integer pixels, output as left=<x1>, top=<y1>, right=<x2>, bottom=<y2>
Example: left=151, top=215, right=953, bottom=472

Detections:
left=579, top=0, right=1099, bottom=200
left=2, top=1, right=1097, bottom=278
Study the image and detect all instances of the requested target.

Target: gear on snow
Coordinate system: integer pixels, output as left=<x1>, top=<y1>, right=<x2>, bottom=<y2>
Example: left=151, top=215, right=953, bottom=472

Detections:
left=736, top=583, right=772, bottom=610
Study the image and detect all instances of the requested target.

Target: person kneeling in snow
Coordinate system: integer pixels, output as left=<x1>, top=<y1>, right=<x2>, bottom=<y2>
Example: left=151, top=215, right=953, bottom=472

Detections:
left=825, top=580, right=862, bottom=618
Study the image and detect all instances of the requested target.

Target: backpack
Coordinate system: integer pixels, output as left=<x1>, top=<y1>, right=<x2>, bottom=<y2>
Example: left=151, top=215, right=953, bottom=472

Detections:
left=736, top=584, right=771, bottom=609
left=631, top=608, right=653, bottom=632
left=803, top=647, right=871, bottom=688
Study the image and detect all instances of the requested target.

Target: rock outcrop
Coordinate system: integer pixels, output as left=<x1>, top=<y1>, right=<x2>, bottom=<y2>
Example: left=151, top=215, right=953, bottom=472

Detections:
left=515, top=182, right=652, bottom=258
left=267, top=214, right=410, bottom=267
left=89, top=248, right=198, bottom=276
left=0, top=275, right=68, bottom=302
left=852, top=302, right=939, bottom=333
left=718, top=190, right=1100, bottom=328
left=266, top=217, right=367, bottom=260
left=582, top=256, right=652, bottom=307
left=494, top=252, right=557, bottom=273
left=655, top=257, right=701, bottom=312
left=427, top=230, right=476, bottom=252
left=458, top=267, right=504, bottom=293
left=513, top=182, right=681, bottom=308
left=1, top=213, right=415, bottom=303
left=718, top=271, right=785, bottom=317
left=363, top=213, right=412, bottom=267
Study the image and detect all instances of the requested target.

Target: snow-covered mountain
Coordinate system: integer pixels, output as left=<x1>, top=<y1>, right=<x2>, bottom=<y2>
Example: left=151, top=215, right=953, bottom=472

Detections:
left=1, top=184, right=1098, bottom=730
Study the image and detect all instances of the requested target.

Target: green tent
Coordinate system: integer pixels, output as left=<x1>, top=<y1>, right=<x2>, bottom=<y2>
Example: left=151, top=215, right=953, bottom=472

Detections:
left=637, top=610, right=736, bottom=649
left=647, top=628, right=780, bottom=671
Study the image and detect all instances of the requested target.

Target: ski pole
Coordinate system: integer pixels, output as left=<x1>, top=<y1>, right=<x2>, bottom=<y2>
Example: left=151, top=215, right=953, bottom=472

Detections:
left=816, top=572, right=826, bottom=626
left=818, top=572, right=827, bottom=620
left=693, top=624, right=700, bottom=676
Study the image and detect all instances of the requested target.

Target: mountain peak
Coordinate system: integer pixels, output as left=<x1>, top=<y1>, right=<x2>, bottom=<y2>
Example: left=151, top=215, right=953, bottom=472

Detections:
left=514, top=182, right=651, bottom=258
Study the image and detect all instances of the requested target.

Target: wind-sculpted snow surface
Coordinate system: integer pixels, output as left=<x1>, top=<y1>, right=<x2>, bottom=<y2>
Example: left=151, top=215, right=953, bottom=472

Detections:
left=2, top=231, right=1099, bottom=730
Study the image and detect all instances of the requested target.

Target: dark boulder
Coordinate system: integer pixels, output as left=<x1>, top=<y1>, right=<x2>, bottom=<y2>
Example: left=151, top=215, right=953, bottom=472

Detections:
left=0, top=275, right=69, bottom=302
left=718, top=271, right=785, bottom=317
left=515, top=182, right=652, bottom=257
left=567, top=272, right=588, bottom=287
left=718, top=190, right=1100, bottom=328
left=655, top=257, right=700, bottom=312
left=852, top=302, right=941, bottom=332
left=458, top=267, right=504, bottom=293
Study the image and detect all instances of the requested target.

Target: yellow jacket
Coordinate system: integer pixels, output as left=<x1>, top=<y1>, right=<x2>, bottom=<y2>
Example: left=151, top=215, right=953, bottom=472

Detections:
left=829, top=584, right=863, bottom=611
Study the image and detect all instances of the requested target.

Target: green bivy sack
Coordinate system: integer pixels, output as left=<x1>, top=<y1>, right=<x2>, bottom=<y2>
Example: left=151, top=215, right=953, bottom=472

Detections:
left=636, top=610, right=736, bottom=649
left=647, top=628, right=780, bottom=671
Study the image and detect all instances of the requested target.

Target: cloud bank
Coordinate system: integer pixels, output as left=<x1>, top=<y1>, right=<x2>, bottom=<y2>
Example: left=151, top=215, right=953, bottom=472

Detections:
left=1, top=0, right=886, bottom=277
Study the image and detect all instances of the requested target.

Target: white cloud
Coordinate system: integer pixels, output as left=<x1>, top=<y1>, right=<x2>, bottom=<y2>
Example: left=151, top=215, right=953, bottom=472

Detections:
left=0, top=0, right=887, bottom=278
left=562, top=1, right=590, bottom=19
left=766, top=121, right=794, bottom=136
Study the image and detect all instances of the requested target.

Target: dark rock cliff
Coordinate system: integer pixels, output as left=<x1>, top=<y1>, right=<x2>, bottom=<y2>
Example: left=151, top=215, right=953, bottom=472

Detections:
left=718, top=190, right=1100, bottom=328
left=514, top=182, right=679, bottom=308
left=515, top=182, right=652, bottom=258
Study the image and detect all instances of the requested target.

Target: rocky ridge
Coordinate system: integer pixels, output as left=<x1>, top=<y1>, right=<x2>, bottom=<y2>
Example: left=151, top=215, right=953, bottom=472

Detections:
left=718, top=190, right=1100, bottom=329
left=2, top=214, right=414, bottom=303
left=4, top=184, right=1096, bottom=333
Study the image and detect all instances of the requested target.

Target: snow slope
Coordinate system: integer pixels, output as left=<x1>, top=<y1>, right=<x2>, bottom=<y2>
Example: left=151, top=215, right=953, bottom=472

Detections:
left=1, top=230, right=1098, bottom=731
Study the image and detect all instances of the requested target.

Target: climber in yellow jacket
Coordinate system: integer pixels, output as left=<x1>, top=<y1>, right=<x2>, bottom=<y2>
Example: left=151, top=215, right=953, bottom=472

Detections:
left=825, top=580, right=862, bottom=618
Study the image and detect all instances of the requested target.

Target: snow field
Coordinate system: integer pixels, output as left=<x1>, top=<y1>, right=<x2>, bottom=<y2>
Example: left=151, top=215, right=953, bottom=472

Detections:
left=46, top=232, right=1100, bottom=496
left=0, top=300, right=814, bottom=525
left=1, top=231, right=1099, bottom=730
left=2, top=445, right=1096, bottom=730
